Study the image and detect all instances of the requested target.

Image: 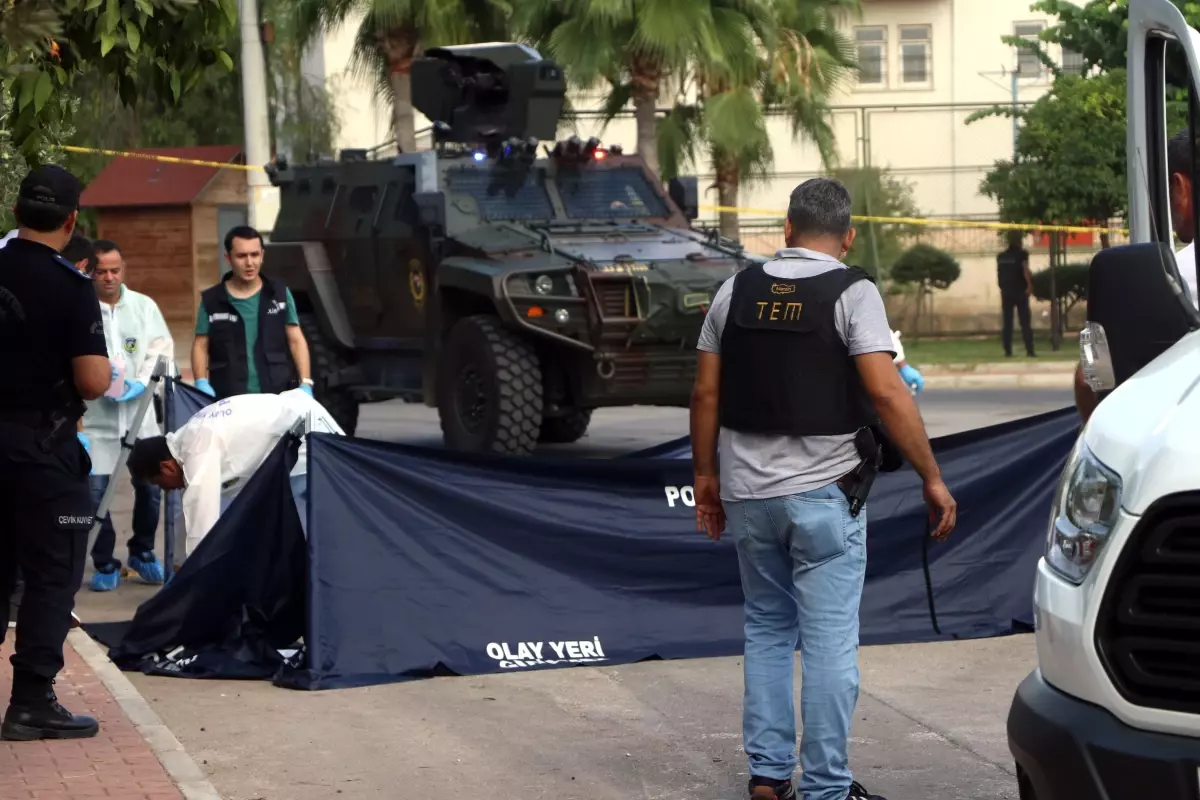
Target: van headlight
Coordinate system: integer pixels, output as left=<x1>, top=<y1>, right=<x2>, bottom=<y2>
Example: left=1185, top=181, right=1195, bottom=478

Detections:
left=1046, top=442, right=1122, bottom=584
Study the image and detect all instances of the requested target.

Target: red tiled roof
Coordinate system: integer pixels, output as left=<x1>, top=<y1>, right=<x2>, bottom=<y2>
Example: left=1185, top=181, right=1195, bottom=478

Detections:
left=80, top=145, right=244, bottom=208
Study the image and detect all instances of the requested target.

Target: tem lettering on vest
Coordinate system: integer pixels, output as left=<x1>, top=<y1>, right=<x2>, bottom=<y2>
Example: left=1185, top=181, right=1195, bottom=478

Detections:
left=754, top=301, right=803, bottom=322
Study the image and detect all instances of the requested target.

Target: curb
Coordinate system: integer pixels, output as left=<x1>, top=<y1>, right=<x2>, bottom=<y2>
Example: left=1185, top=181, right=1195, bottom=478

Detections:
left=924, top=372, right=1075, bottom=389
left=68, top=630, right=223, bottom=800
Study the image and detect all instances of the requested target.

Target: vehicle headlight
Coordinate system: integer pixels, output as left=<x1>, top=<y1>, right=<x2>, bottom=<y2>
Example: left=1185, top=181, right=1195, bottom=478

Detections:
left=1079, top=322, right=1116, bottom=392
left=534, top=274, right=554, bottom=295
left=1045, top=441, right=1122, bottom=584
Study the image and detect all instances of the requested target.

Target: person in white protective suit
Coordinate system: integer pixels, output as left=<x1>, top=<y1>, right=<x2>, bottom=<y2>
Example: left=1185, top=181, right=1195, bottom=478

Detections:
left=80, top=240, right=175, bottom=591
left=890, top=330, right=925, bottom=394
left=126, top=388, right=344, bottom=557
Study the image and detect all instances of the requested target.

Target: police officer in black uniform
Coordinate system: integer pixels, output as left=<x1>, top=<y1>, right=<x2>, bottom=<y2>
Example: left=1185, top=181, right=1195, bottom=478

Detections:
left=997, top=230, right=1036, bottom=358
left=0, top=165, right=113, bottom=741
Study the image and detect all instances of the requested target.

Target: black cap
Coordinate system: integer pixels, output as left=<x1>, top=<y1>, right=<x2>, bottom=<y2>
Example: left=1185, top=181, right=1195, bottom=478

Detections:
left=18, top=164, right=82, bottom=210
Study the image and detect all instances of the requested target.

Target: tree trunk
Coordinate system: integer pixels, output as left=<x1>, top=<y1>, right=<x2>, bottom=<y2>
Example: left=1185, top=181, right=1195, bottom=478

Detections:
left=629, top=54, right=661, bottom=179
left=380, top=26, right=419, bottom=154
left=714, top=154, right=740, bottom=242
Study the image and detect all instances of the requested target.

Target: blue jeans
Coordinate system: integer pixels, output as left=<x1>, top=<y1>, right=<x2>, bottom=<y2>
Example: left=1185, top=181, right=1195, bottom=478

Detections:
left=89, top=471, right=162, bottom=570
left=725, top=481, right=868, bottom=800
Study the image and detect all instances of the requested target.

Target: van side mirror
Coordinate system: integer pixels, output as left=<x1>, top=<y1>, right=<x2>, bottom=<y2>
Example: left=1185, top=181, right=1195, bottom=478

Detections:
left=668, top=176, right=699, bottom=221
left=1085, top=242, right=1200, bottom=393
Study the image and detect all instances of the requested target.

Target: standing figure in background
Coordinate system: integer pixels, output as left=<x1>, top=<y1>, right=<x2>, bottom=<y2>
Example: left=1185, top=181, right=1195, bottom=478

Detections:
left=997, top=230, right=1036, bottom=359
left=189, top=226, right=313, bottom=399
left=82, top=240, right=174, bottom=591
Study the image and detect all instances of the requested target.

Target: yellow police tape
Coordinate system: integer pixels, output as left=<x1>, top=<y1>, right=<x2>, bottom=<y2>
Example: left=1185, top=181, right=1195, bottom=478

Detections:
left=58, top=144, right=1129, bottom=236
left=698, top=205, right=1128, bottom=236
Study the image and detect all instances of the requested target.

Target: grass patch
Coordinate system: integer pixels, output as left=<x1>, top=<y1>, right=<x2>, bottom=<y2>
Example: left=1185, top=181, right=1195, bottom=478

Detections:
left=902, top=334, right=1077, bottom=365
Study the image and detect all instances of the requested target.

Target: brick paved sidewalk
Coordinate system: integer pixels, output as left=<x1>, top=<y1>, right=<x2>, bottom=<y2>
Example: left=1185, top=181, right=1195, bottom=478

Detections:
left=0, top=632, right=184, bottom=800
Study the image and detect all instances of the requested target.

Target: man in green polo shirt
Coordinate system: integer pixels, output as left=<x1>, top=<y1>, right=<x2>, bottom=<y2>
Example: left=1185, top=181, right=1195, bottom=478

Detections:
left=190, top=226, right=313, bottom=398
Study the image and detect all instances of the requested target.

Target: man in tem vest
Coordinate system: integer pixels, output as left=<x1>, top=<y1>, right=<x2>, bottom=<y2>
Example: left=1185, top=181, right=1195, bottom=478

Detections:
left=190, top=225, right=313, bottom=399
left=689, top=178, right=958, bottom=800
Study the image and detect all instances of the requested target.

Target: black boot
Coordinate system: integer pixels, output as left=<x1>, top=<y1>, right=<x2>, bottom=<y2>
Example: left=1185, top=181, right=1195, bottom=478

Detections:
left=1, top=683, right=99, bottom=741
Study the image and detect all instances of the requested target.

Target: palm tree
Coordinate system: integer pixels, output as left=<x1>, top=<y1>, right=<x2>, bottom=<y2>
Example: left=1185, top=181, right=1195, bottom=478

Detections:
left=292, top=0, right=511, bottom=154
left=658, top=0, right=859, bottom=240
left=512, top=0, right=777, bottom=180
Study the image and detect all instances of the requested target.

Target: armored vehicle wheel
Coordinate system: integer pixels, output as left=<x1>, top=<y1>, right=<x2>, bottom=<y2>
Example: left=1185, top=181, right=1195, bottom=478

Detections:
left=538, top=409, right=593, bottom=444
left=438, top=314, right=543, bottom=455
left=298, top=313, right=360, bottom=436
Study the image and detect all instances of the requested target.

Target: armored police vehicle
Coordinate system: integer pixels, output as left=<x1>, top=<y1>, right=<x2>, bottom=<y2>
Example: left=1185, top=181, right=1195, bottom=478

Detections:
left=264, top=42, right=760, bottom=454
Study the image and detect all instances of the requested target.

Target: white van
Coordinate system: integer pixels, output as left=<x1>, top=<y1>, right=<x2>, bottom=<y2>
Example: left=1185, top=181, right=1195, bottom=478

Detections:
left=1006, top=0, right=1200, bottom=797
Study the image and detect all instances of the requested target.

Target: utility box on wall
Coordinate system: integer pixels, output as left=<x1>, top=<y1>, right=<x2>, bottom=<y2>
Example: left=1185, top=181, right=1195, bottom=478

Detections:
left=80, top=146, right=249, bottom=367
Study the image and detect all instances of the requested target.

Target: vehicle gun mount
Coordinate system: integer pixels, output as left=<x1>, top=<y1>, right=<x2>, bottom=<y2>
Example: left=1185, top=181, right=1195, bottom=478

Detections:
left=411, top=43, right=567, bottom=154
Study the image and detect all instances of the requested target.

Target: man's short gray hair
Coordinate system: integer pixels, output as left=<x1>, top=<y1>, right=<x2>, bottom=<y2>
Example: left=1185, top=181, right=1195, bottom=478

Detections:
left=787, top=178, right=853, bottom=238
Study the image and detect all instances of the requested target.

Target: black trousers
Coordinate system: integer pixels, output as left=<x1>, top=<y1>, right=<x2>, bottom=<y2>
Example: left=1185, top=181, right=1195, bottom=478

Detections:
left=1001, top=292, right=1036, bottom=356
left=0, top=419, right=92, bottom=704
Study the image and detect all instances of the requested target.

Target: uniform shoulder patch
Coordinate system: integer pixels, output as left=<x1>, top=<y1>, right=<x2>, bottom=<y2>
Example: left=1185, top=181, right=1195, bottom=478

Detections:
left=52, top=254, right=91, bottom=279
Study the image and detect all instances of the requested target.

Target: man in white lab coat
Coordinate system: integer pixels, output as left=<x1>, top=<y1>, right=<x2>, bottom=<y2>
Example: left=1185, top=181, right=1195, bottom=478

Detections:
left=126, top=388, right=344, bottom=557
left=81, top=240, right=174, bottom=591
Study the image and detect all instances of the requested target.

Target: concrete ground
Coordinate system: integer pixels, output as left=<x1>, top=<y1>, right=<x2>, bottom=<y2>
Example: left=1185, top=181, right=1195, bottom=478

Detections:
left=73, top=387, right=1073, bottom=800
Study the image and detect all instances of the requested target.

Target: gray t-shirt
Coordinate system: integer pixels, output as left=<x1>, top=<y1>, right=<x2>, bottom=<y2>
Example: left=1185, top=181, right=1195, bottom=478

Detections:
left=696, top=248, right=896, bottom=502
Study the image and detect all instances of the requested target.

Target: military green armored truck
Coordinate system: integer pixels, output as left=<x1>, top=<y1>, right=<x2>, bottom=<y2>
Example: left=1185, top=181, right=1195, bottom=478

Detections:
left=265, top=42, right=762, bottom=454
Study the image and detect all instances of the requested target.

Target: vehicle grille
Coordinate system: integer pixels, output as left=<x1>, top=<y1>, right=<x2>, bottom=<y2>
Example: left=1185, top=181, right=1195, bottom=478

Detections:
left=591, top=280, right=634, bottom=320
left=1095, top=495, right=1200, bottom=715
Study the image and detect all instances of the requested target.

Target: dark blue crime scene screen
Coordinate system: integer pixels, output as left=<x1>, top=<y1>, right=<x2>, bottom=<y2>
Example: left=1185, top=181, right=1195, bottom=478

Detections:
left=85, top=377, right=1079, bottom=690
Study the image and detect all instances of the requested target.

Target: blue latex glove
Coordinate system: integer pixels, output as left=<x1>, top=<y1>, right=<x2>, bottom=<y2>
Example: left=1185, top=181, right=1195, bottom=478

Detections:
left=114, top=380, right=146, bottom=403
left=299, top=383, right=313, bottom=397
left=110, top=363, right=119, bottom=384
left=77, top=431, right=90, bottom=456
left=194, top=378, right=216, bottom=397
left=899, top=363, right=925, bottom=394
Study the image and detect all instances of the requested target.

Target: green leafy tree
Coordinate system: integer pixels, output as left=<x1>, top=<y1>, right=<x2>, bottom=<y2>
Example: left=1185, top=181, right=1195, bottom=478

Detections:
left=292, top=0, right=511, bottom=155
left=1032, top=261, right=1090, bottom=328
left=512, top=0, right=779, bottom=180
left=1025, top=0, right=1200, bottom=81
left=1, top=0, right=240, bottom=161
left=969, top=70, right=1182, bottom=245
left=263, top=0, right=342, bottom=161
left=890, top=242, right=960, bottom=335
left=656, top=0, right=859, bottom=241
left=833, top=166, right=922, bottom=279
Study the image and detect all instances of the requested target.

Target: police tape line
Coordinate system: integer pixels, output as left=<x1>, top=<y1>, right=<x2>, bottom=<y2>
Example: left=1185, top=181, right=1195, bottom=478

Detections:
left=56, top=145, right=265, bottom=173
left=697, top=205, right=1128, bottom=236
left=58, top=144, right=1127, bottom=236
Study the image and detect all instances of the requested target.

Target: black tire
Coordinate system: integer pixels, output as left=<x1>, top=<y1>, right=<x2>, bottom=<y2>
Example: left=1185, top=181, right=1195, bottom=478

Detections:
left=438, top=314, right=543, bottom=455
left=538, top=408, right=593, bottom=444
left=298, top=312, right=360, bottom=436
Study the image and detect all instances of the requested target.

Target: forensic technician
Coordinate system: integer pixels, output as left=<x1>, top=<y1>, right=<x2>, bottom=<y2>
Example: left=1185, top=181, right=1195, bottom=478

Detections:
left=127, top=388, right=344, bottom=556
left=83, top=239, right=174, bottom=592
left=689, top=178, right=957, bottom=800
left=0, top=165, right=113, bottom=741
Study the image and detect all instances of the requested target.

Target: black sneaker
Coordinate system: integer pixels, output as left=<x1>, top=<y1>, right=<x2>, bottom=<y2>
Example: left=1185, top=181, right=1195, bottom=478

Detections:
left=847, top=780, right=886, bottom=800
left=1, top=687, right=100, bottom=741
left=748, top=778, right=796, bottom=800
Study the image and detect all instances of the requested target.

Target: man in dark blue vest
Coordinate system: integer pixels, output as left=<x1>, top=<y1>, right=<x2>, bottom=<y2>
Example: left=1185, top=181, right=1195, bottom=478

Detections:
left=189, top=226, right=312, bottom=400
left=689, top=178, right=957, bottom=800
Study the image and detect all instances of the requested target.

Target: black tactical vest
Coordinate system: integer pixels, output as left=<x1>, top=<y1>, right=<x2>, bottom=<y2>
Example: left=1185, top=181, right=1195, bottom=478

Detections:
left=997, top=247, right=1029, bottom=295
left=718, top=263, right=877, bottom=436
left=200, top=275, right=296, bottom=398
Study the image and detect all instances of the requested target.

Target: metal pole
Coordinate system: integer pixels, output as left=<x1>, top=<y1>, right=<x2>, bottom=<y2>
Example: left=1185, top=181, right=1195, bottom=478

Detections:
left=1011, top=68, right=1019, bottom=160
left=239, top=0, right=277, bottom=233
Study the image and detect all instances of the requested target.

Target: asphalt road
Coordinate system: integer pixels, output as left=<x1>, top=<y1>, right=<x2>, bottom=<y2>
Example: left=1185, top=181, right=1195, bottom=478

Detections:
left=74, top=387, right=1074, bottom=800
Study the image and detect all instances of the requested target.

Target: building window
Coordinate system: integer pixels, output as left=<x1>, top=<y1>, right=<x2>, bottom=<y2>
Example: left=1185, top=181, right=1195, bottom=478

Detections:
left=1062, top=46, right=1085, bottom=75
left=855, top=27, right=887, bottom=86
left=899, top=25, right=931, bottom=85
left=1014, top=21, right=1046, bottom=78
